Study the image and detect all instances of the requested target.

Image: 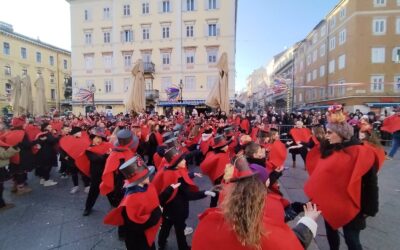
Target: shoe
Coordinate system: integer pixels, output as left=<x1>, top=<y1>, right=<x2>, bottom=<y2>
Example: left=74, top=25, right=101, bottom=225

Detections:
left=84, top=186, right=90, bottom=194
left=0, top=203, right=15, bottom=211
left=83, top=209, right=91, bottom=216
left=43, top=180, right=58, bottom=187
left=60, top=173, right=69, bottom=179
left=184, top=226, right=193, bottom=236
left=70, top=186, right=79, bottom=194
left=386, top=156, right=393, bottom=160
left=16, top=186, right=32, bottom=195
left=40, top=178, right=45, bottom=185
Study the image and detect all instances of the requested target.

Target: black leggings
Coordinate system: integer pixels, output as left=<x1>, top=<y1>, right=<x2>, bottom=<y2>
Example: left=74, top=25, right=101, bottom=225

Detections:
left=0, top=182, right=5, bottom=207
left=325, top=220, right=363, bottom=250
left=158, top=217, right=189, bottom=250
left=289, top=146, right=308, bottom=163
left=70, top=165, right=90, bottom=187
left=37, top=165, right=52, bottom=181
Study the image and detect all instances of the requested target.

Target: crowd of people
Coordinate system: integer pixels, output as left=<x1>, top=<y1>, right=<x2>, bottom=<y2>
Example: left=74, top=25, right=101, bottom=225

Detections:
left=0, top=104, right=399, bottom=250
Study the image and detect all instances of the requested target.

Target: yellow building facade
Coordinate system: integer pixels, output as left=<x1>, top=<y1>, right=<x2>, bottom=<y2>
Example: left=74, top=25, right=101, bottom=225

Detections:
left=0, top=21, right=71, bottom=114
left=294, top=0, right=400, bottom=113
left=67, top=0, right=237, bottom=115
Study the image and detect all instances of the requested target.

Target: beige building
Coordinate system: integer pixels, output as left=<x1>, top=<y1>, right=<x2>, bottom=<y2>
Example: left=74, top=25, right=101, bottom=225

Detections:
left=293, top=0, right=400, bottom=113
left=0, top=21, right=71, bottom=114
left=67, top=0, right=237, bottom=115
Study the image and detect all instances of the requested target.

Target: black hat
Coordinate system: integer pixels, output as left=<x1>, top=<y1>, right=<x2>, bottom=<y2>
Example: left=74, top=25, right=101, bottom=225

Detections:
left=212, top=134, right=231, bottom=149
left=162, top=132, right=175, bottom=142
left=115, top=129, right=139, bottom=150
left=164, top=137, right=178, bottom=149
left=224, top=126, right=234, bottom=137
left=119, top=156, right=155, bottom=187
left=41, top=122, right=50, bottom=132
left=90, top=127, right=107, bottom=140
left=173, top=124, right=183, bottom=132
left=70, top=126, right=82, bottom=135
left=164, top=147, right=185, bottom=167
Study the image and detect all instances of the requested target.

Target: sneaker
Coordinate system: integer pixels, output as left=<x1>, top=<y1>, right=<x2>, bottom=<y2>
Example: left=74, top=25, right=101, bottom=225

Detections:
left=43, top=180, right=58, bottom=187
left=0, top=203, right=15, bottom=211
left=184, top=226, right=193, bottom=236
left=16, top=186, right=32, bottom=195
left=40, top=178, right=45, bottom=185
left=60, top=173, right=69, bottom=179
left=386, top=156, right=393, bottom=160
left=84, top=186, right=90, bottom=194
left=70, top=186, right=79, bottom=194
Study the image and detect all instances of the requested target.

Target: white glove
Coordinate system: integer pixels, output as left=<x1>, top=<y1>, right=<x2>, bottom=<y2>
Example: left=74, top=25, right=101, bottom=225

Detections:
left=204, top=191, right=216, bottom=197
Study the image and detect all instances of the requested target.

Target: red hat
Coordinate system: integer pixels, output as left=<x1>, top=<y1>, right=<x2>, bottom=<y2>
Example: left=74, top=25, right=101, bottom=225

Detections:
left=11, top=117, right=25, bottom=128
left=164, top=147, right=185, bottom=167
left=119, top=156, right=155, bottom=185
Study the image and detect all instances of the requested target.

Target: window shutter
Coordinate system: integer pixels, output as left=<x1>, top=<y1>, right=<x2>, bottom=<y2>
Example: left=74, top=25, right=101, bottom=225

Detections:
left=158, top=0, right=162, bottom=13
left=170, top=0, right=173, bottom=12
left=120, top=31, right=124, bottom=43
left=194, top=0, right=197, bottom=11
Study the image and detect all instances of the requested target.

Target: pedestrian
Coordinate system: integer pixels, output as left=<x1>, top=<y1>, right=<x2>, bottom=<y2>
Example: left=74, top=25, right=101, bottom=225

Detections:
left=381, top=107, right=400, bottom=160
left=0, top=140, right=20, bottom=211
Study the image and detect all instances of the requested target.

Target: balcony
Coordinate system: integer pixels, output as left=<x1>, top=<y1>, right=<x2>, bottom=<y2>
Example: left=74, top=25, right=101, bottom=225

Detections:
left=143, top=62, right=155, bottom=74
left=145, top=89, right=159, bottom=100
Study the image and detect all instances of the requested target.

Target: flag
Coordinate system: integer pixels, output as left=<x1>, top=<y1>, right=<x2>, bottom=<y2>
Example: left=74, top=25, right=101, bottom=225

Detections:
left=75, top=88, right=94, bottom=102
left=165, top=87, right=180, bottom=101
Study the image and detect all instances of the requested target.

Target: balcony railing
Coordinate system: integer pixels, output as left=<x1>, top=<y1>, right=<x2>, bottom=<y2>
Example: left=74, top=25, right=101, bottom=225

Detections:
left=145, top=89, right=159, bottom=100
left=143, top=62, right=155, bottom=73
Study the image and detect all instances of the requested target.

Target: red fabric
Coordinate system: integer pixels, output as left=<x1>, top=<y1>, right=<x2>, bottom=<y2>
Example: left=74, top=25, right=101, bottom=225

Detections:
left=2, top=130, right=25, bottom=164
left=240, top=119, right=250, bottom=134
left=75, top=142, right=112, bottom=177
left=265, top=193, right=286, bottom=223
left=50, top=120, right=63, bottom=134
left=234, top=116, right=241, bottom=126
left=141, top=125, right=150, bottom=142
left=100, top=148, right=135, bottom=195
left=59, top=136, right=91, bottom=160
left=304, top=145, right=376, bottom=229
left=289, top=127, right=311, bottom=143
left=192, top=208, right=303, bottom=250
left=381, top=115, right=400, bottom=133
left=363, top=141, right=385, bottom=172
left=200, top=151, right=230, bottom=182
left=250, top=127, right=259, bottom=141
left=155, top=132, right=163, bottom=145
left=153, top=153, right=163, bottom=171
left=227, top=138, right=238, bottom=158
left=199, top=137, right=213, bottom=156
left=305, top=147, right=320, bottom=175
left=25, top=124, right=41, bottom=142
left=267, top=140, right=287, bottom=171
left=104, top=184, right=161, bottom=246
left=152, top=167, right=199, bottom=204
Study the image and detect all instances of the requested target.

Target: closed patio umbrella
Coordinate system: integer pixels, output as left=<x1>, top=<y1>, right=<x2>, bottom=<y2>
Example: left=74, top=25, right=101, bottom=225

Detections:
left=124, top=59, right=145, bottom=113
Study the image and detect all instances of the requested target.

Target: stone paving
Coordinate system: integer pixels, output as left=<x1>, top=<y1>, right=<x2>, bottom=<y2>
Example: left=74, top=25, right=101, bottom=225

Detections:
left=0, top=149, right=399, bottom=250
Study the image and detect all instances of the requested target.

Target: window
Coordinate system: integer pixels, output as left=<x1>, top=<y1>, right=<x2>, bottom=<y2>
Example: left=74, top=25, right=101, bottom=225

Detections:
left=207, top=76, right=218, bottom=89
left=5, top=82, right=11, bottom=95
left=49, top=56, right=54, bottom=66
left=85, top=32, right=92, bottom=45
left=124, top=54, right=132, bottom=68
left=50, top=73, right=55, bottom=84
left=142, top=27, right=150, bottom=40
left=103, top=54, right=113, bottom=70
left=63, top=60, right=68, bottom=69
left=312, top=50, right=317, bottom=62
left=186, top=0, right=195, bottom=11
left=339, top=7, right=346, bottom=19
left=36, top=52, right=42, bottom=63
left=208, top=0, right=217, bottom=10
left=184, top=76, right=196, bottom=90
left=329, top=16, right=336, bottom=29
left=312, top=69, right=317, bottom=80
left=162, top=0, right=170, bottom=13
left=371, top=47, right=385, bottom=63
left=370, top=75, right=384, bottom=93
left=329, top=60, right=335, bottom=74
left=373, top=18, right=386, bottom=35
left=320, top=44, right=326, bottom=57
left=103, top=31, right=111, bottom=43
left=161, top=77, right=172, bottom=90
left=186, top=25, right=194, bottom=37
left=394, top=75, right=400, bottom=92
left=392, top=47, right=400, bottom=62
left=142, top=52, right=152, bottom=63
left=22, top=68, right=27, bottom=76
left=123, top=4, right=130, bottom=16
left=4, top=65, right=11, bottom=76
left=84, top=9, right=90, bottom=21
left=121, top=29, right=133, bottom=43
left=162, top=26, right=170, bottom=39
left=103, top=7, right=111, bottom=19
left=186, top=51, right=195, bottom=64
left=329, top=37, right=336, bottom=51
left=396, top=18, right=400, bottom=34
left=306, top=55, right=311, bottom=65
left=320, top=65, right=325, bottom=77
left=20, top=47, right=27, bottom=59
left=338, top=54, right=346, bottom=70
left=328, top=86, right=335, bottom=97
left=374, top=0, right=386, bottom=7
left=338, top=80, right=346, bottom=96
left=162, top=53, right=171, bottom=65
left=84, top=54, right=94, bottom=71
left=3, top=42, right=10, bottom=55
left=51, top=89, right=56, bottom=100
left=208, top=24, right=217, bottom=36
left=307, top=72, right=311, bottom=82
left=320, top=88, right=326, bottom=99
left=339, top=29, right=346, bottom=45
left=142, top=2, right=149, bottom=14
left=320, top=25, right=326, bottom=37
left=105, top=80, right=113, bottom=93
left=207, top=49, right=218, bottom=64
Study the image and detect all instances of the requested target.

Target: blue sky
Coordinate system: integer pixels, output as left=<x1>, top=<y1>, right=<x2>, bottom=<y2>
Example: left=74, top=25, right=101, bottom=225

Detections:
left=235, top=0, right=339, bottom=91
left=0, top=0, right=339, bottom=91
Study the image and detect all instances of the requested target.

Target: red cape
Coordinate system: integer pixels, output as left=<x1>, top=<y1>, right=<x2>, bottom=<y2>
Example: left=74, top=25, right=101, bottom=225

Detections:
left=305, top=146, right=320, bottom=175
left=59, top=135, right=91, bottom=160
left=104, top=184, right=161, bottom=246
left=152, top=167, right=199, bottom=204
left=240, top=119, right=250, bottom=134
left=267, top=140, right=287, bottom=171
left=155, top=132, right=163, bottom=145
left=381, top=115, right=400, bottom=133
left=75, top=142, right=112, bottom=177
left=25, top=124, right=41, bottom=142
left=250, top=127, right=259, bottom=141
left=290, top=127, right=311, bottom=144
left=304, top=145, right=376, bottom=229
left=200, top=151, right=230, bottom=183
left=153, top=153, right=163, bottom=171
left=363, top=141, right=385, bottom=172
left=2, top=130, right=25, bottom=164
left=199, top=137, right=213, bottom=156
left=141, top=125, right=150, bottom=142
left=100, top=148, right=135, bottom=195
left=192, top=208, right=303, bottom=250
left=50, top=120, right=63, bottom=134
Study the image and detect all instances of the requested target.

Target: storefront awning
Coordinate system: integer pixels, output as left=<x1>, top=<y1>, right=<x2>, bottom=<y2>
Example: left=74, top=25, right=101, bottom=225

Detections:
left=365, top=102, right=400, bottom=108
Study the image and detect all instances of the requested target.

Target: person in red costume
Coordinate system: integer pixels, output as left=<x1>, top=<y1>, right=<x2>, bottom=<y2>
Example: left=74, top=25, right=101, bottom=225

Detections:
left=192, top=156, right=320, bottom=250
left=382, top=106, right=400, bottom=160
left=359, top=123, right=386, bottom=171
left=287, top=121, right=311, bottom=168
left=304, top=104, right=379, bottom=250
left=152, top=147, right=214, bottom=250
left=104, top=156, right=180, bottom=250
left=200, top=134, right=231, bottom=207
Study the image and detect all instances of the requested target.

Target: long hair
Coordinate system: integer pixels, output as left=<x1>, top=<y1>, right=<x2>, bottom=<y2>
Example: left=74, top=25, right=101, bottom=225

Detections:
left=221, top=176, right=267, bottom=249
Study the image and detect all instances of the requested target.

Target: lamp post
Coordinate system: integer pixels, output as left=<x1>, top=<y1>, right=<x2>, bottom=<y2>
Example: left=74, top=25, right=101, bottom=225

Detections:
left=90, top=83, right=96, bottom=112
left=179, top=79, right=183, bottom=114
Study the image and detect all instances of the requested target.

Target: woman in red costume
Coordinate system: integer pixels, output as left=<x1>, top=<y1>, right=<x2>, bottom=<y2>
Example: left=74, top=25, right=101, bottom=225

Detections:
left=304, top=104, right=379, bottom=250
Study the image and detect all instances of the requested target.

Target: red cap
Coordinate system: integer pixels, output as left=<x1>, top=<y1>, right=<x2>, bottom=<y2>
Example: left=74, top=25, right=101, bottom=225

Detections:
left=11, top=117, right=25, bottom=128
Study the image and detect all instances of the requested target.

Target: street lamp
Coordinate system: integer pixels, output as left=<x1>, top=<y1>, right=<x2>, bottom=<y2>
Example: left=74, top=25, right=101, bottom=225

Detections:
left=179, top=79, right=183, bottom=113
left=90, top=83, right=96, bottom=111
